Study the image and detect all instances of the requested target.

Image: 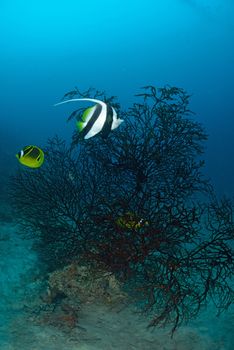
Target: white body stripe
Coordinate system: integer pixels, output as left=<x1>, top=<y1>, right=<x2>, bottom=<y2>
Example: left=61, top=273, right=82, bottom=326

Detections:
left=84, top=103, right=107, bottom=139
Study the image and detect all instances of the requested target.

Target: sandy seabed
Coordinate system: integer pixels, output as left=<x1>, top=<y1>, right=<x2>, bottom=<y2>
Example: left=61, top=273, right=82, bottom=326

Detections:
left=0, top=204, right=233, bottom=350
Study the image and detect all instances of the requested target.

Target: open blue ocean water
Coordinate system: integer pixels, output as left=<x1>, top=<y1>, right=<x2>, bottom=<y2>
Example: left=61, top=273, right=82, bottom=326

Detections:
left=0, top=1, right=233, bottom=349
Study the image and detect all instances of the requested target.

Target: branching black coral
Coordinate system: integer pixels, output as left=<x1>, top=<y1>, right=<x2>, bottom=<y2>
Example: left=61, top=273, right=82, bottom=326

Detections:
left=10, top=86, right=233, bottom=334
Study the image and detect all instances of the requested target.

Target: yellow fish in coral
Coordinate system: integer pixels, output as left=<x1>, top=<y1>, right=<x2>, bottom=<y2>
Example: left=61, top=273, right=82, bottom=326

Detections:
left=116, top=212, right=148, bottom=230
left=16, top=145, right=44, bottom=168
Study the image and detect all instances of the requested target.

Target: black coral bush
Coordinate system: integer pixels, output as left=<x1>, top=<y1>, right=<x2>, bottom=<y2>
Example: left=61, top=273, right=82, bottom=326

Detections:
left=10, top=86, right=234, bottom=333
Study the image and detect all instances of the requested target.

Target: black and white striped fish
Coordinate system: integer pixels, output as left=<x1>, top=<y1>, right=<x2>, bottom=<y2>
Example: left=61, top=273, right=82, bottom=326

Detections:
left=54, top=98, right=124, bottom=139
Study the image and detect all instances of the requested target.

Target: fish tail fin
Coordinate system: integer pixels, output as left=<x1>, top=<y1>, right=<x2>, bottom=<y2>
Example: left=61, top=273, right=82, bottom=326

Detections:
left=112, top=117, right=124, bottom=130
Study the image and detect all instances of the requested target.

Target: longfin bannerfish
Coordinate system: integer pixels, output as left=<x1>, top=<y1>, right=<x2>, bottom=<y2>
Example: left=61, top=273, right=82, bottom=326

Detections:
left=16, top=145, right=44, bottom=168
left=54, top=98, right=124, bottom=139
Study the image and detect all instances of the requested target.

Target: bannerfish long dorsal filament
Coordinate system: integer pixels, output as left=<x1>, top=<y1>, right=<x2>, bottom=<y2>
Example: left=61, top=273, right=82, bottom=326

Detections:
left=54, top=98, right=123, bottom=139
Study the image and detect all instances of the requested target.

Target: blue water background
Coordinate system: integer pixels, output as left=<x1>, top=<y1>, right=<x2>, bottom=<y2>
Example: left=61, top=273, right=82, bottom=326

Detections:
left=1, top=0, right=233, bottom=195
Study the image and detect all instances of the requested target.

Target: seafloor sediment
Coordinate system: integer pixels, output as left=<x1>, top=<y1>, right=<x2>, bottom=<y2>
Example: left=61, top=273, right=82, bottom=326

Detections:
left=0, top=202, right=233, bottom=350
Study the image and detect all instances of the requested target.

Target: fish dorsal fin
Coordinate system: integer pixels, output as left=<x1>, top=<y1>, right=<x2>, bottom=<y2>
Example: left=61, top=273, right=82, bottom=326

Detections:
left=54, top=98, right=107, bottom=109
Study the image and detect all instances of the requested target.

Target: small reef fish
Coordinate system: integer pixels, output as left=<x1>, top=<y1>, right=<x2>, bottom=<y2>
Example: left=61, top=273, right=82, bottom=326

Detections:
left=116, top=212, right=149, bottom=230
left=54, top=98, right=124, bottom=139
left=16, top=145, right=44, bottom=168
